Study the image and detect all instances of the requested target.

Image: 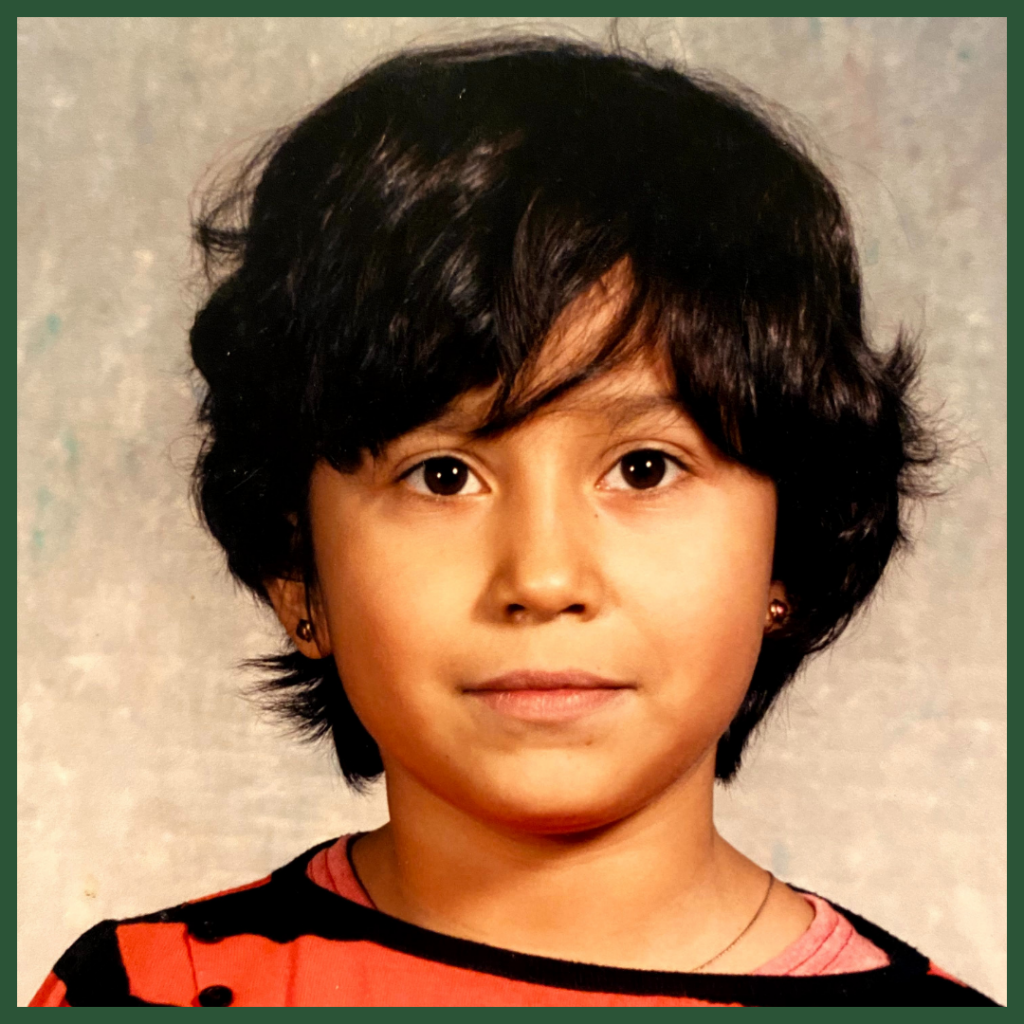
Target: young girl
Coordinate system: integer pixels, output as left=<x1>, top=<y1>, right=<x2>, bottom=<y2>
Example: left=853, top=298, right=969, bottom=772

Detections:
left=30, top=36, right=997, bottom=1006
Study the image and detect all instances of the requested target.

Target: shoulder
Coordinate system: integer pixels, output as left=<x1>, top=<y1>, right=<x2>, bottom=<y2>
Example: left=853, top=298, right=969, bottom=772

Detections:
left=33, top=840, right=349, bottom=1007
left=783, top=891, right=1000, bottom=1007
left=32, top=854, right=1000, bottom=1007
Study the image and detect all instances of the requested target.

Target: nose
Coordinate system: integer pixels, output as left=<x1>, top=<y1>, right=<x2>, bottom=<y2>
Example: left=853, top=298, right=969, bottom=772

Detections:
left=483, top=482, right=605, bottom=624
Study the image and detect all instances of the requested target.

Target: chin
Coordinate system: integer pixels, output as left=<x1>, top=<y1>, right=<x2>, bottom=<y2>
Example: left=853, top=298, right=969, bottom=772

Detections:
left=462, top=764, right=673, bottom=837
left=484, top=801, right=634, bottom=837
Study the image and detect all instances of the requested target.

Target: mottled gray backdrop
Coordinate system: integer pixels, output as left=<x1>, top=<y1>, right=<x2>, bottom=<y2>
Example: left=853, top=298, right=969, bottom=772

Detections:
left=17, top=17, right=1006, bottom=1005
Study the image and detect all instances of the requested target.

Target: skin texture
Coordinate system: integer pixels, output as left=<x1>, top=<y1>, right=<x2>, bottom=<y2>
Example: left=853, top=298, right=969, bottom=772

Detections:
left=269, top=279, right=813, bottom=972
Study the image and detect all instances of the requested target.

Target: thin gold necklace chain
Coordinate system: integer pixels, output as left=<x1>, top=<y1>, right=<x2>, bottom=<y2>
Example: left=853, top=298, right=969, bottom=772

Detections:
left=688, top=872, right=775, bottom=973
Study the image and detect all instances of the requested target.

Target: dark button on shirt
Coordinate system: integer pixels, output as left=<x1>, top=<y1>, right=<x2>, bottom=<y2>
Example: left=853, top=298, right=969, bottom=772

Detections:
left=198, top=984, right=234, bottom=1007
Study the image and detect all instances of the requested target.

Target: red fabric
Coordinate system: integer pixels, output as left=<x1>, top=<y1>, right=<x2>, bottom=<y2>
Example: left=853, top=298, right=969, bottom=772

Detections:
left=118, top=921, right=198, bottom=1006
left=927, top=963, right=971, bottom=987
left=28, top=972, right=69, bottom=1007
left=753, top=893, right=889, bottom=975
left=184, top=932, right=730, bottom=1006
left=308, top=835, right=890, bottom=977
left=34, top=836, right=995, bottom=1006
left=307, top=839, right=375, bottom=908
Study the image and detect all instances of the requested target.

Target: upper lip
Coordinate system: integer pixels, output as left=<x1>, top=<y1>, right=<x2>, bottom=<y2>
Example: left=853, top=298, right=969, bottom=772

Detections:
left=464, top=670, right=634, bottom=692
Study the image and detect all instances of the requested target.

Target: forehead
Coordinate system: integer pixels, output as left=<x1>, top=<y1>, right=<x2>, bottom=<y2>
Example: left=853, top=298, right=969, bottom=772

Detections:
left=425, top=358, right=682, bottom=436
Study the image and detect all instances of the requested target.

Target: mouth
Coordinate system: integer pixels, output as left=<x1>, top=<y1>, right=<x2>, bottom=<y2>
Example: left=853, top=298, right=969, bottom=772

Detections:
left=463, top=670, right=635, bottom=723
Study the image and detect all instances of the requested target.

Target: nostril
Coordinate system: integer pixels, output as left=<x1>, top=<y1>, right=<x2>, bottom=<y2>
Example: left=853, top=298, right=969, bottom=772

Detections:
left=505, top=601, right=587, bottom=619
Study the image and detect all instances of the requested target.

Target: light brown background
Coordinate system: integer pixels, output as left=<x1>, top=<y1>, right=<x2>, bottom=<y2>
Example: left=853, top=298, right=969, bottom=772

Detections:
left=17, top=17, right=1006, bottom=1005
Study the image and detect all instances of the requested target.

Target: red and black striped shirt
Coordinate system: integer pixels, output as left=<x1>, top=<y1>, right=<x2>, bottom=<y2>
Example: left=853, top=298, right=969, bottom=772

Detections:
left=31, top=839, right=997, bottom=1006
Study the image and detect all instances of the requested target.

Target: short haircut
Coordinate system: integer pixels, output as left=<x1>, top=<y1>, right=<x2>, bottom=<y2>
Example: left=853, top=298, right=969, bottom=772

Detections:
left=190, top=37, right=936, bottom=786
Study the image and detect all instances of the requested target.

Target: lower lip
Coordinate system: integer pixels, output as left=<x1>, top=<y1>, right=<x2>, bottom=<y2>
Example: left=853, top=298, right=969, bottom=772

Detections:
left=468, top=688, right=629, bottom=722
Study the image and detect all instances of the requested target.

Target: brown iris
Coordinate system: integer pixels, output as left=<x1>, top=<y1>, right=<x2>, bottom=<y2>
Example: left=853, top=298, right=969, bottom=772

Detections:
left=620, top=450, right=668, bottom=489
left=422, top=457, right=470, bottom=495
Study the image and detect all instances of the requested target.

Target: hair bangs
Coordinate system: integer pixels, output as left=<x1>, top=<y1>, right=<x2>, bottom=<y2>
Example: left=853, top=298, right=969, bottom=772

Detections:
left=190, top=36, right=939, bottom=785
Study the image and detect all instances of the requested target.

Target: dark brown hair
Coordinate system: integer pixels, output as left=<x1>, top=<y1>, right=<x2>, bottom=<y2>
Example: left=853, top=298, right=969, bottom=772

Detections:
left=190, top=37, right=936, bottom=785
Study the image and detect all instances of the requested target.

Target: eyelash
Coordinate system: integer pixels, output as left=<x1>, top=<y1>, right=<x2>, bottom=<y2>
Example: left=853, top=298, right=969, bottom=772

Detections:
left=400, top=457, right=487, bottom=497
left=600, top=449, right=686, bottom=493
left=398, top=449, right=687, bottom=497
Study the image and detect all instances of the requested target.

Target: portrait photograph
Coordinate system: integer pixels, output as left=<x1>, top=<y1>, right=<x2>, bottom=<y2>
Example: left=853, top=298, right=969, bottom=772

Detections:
left=17, top=17, right=1005, bottom=1006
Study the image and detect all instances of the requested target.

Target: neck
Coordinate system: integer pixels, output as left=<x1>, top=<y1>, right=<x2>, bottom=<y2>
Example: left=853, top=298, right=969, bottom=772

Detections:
left=351, top=754, right=776, bottom=971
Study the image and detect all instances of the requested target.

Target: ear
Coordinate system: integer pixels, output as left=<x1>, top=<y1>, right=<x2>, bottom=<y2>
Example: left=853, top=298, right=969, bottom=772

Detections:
left=764, top=580, right=791, bottom=633
left=265, top=576, right=332, bottom=658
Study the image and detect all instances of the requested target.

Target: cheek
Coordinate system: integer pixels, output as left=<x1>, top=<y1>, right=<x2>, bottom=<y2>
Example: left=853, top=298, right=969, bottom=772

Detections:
left=313, top=512, right=480, bottom=723
left=611, top=484, right=776, bottom=701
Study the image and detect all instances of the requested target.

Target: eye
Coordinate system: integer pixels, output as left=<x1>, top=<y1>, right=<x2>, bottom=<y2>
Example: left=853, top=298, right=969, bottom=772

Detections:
left=601, top=449, right=684, bottom=491
left=403, top=456, right=486, bottom=496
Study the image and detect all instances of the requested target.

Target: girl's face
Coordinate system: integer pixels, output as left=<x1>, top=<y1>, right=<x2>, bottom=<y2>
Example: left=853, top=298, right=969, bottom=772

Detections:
left=291, top=294, right=783, bottom=833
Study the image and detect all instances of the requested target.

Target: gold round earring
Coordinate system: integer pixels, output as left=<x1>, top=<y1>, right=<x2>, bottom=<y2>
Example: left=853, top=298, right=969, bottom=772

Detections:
left=296, top=618, right=315, bottom=643
left=766, top=599, right=788, bottom=627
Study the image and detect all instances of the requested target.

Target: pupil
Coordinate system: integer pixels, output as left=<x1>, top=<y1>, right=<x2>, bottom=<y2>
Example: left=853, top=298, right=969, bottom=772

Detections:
left=424, top=457, right=468, bottom=495
left=622, top=450, right=666, bottom=489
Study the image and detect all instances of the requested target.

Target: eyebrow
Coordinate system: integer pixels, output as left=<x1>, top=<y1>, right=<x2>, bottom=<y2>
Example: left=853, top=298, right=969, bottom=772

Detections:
left=600, top=393, right=687, bottom=426
left=543, top=391, right=691, bottom=433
